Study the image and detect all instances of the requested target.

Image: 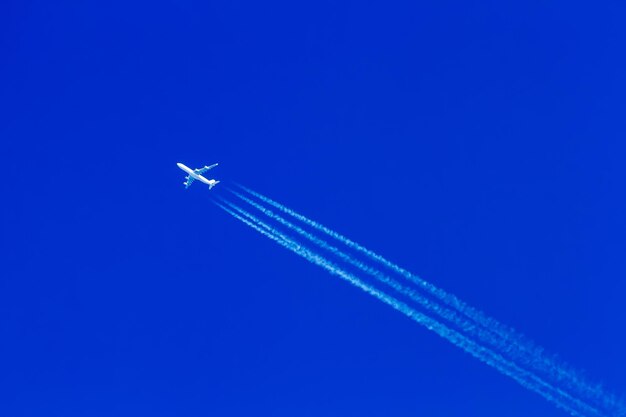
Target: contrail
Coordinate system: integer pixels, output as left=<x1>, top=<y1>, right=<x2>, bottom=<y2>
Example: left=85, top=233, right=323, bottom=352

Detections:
left=231, top=184, right=538, bottom=341
left=226, top=189, right=582, bottom=385
left=226, top=189, right=508, bottom=354
left=214, top=197, right=604, bottom=417
left=231, top=183, right=624, bottom=416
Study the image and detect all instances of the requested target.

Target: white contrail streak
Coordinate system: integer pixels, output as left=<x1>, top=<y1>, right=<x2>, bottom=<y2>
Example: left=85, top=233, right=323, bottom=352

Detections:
left=227, top=190, right=502, bottom=350
left=231, top=183, right=624, bottom=416
left=226, top=188, right=555, bottom=371
left=214, top=197, right=604, bottom=417
left=227, top=190, right=560, bottom=367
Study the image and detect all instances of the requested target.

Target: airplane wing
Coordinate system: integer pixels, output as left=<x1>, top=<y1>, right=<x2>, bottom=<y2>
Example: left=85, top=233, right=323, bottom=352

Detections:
left=184, top=176, right=195, bottom=189
left=194, top=163, right=218, bottom=175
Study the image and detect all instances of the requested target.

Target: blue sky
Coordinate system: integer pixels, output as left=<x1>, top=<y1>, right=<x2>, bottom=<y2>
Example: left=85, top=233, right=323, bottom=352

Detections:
left=2, top=1, right=626, bottom=416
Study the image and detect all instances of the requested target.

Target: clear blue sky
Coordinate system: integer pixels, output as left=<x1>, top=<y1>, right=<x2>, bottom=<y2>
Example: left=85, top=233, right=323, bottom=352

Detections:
left=2, top=1, right=625, bottom=416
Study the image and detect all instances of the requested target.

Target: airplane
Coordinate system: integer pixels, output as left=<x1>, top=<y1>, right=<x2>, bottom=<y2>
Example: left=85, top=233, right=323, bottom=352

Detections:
left=176, top=162, right=220, bottom=189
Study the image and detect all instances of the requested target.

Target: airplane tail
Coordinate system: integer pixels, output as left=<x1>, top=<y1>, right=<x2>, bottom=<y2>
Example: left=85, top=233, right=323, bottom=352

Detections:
left=209, top=181, right=220, bottom=190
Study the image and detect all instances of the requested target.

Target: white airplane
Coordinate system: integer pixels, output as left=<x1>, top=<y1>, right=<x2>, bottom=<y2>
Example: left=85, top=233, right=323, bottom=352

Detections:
left=177, top=162, right=220, bottom=189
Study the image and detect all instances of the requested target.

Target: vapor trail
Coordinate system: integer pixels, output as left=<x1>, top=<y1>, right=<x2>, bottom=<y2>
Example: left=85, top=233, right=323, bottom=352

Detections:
left=226, top=189, right=498, bottom=349
left=214, top=197, right=604, bottom=417
left=226, top=190, right=562, bottom=369
left=232, top=183, right=624, bottom=415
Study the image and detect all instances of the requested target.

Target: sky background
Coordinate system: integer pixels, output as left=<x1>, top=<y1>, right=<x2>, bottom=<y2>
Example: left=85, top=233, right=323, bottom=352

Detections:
left=2, top=1, right=626, bottom=416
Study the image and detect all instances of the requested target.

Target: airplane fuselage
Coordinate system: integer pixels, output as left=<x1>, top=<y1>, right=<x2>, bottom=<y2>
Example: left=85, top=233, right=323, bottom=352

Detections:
left=176, top=162, right=217, bottom=186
